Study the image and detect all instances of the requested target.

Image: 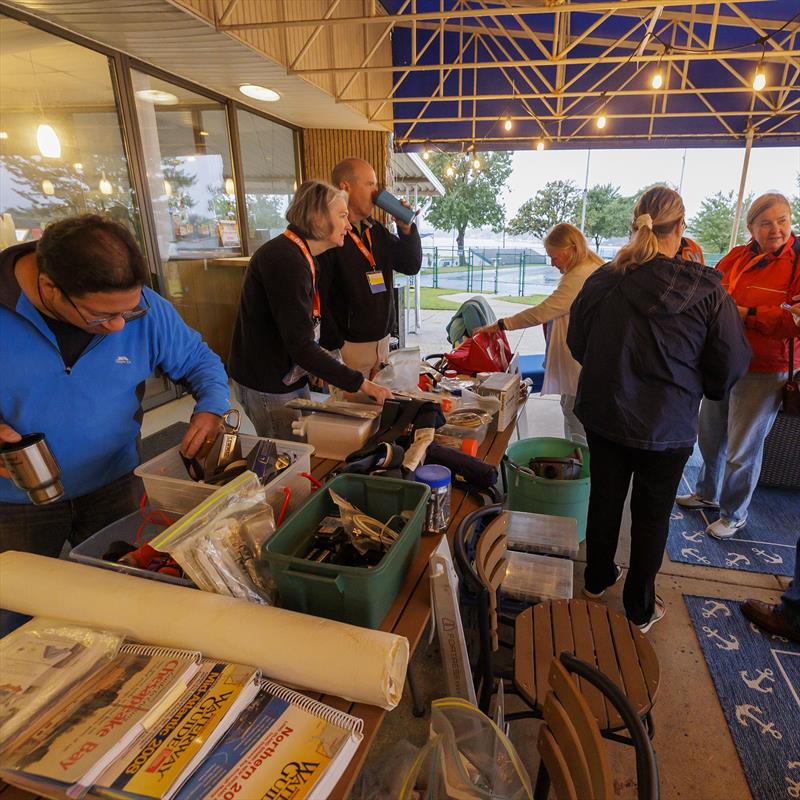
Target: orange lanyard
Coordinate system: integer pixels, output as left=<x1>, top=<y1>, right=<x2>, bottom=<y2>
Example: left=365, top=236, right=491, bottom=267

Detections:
left=283, top=229, right=320, bottom=317
left=348, top=229, right=377, bottom=270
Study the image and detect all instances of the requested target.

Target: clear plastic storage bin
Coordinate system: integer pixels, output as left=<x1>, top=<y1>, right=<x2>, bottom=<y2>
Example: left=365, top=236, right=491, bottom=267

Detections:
left=500, top=551, right=574, bottom=603
left=489, top=510, right=579, bottom=558
left=134, top=435, right=314, bottom=519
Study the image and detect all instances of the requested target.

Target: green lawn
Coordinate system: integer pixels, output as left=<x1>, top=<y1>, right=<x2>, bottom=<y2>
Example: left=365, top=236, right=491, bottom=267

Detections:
left=417, top=287, right=464, bottom=310
left=495, top=294, right=548, bottom=306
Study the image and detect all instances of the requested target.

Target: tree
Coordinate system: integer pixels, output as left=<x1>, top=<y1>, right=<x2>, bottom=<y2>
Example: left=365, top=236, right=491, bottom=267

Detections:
left=689, top=190, right=752, bottom=253
left=507, top=179, right=580, bottom=238
left=424, top=151, right=512, bottom=261
left=583, top=183, right=632, bottom=249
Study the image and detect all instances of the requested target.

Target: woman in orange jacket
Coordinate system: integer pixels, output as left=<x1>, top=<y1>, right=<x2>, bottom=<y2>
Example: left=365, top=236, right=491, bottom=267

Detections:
left=678, top=192, right=800, bottom=539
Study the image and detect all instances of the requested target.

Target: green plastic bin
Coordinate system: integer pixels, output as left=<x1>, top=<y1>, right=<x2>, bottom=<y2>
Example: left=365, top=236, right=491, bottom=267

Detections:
left=502, top=437, right=590, bottom=541
left=261, top=475, right=430, bottom=629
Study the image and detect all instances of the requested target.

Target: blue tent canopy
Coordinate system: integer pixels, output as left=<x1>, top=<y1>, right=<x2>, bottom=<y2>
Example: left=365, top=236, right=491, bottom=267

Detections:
left=379, top=0, right=800, bottom=151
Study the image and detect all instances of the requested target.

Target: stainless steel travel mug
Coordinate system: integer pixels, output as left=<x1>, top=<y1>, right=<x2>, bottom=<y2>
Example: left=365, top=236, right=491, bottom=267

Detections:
left=373, top=188, right=416, bottom=226
left=0, top=433, right=64, bottom=504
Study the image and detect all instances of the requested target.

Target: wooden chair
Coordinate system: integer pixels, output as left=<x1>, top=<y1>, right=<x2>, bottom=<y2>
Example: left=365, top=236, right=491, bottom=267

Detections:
left=454, top=504, right=660, bottom=745
left=535, top=652, right=659, bottom=800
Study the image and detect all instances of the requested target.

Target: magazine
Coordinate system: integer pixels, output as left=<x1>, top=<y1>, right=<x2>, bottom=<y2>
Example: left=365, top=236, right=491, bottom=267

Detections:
left=0, top=643, right=202, bottom=798
left=174, top=679, right=363, bottom=800
left=95, top=660, right=261, bottom=800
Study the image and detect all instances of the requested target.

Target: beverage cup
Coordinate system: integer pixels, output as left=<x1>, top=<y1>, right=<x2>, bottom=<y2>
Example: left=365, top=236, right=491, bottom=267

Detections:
left=0, top=433, right=64, bottom=504
left=374, top=188, right=416, bottom=226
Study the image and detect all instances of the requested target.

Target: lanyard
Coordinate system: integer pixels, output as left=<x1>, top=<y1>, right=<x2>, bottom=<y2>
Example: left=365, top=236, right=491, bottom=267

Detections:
left=283, top=229, right=320, bottom=317
left=348, top=229, right=377, bottom=270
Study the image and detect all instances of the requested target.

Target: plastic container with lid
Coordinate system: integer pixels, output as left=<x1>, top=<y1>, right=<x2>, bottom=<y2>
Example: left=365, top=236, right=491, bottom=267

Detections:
left=415, top=464, right=452, bottom=535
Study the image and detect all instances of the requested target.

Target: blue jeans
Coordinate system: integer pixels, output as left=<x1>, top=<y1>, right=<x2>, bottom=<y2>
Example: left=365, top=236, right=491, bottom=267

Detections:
left=695, top=372, right=785, bottom=524
left=0, top=472, right=140, bottom=558
left=781, top=538, right=800, bottom=625
left=235, top=382, right=310, bottom=441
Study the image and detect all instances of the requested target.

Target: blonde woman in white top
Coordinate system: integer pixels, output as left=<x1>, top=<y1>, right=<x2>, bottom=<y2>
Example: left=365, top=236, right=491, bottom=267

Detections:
left=476, top=223, right=603, bottom=444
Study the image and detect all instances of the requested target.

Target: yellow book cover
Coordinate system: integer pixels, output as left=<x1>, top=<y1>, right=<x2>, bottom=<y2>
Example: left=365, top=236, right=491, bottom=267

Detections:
left=98, top=661, right=260, bottom=800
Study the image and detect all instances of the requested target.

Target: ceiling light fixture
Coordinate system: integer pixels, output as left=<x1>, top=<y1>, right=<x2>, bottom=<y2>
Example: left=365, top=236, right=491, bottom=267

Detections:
left=239, top=84, right=281, bottom=102
left=135, top=89, right=179, bottom=105
left=36, top=124, right=61, bottom=158
left=651, top=71, right=664, bottom=90
left=596, top=115, right=607, bottom=129
left=753, top=66, right=767, bottom=91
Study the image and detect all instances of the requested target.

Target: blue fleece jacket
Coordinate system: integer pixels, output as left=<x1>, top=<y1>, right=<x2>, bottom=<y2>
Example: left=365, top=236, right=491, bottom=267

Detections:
left=0, top=244, right=230, bottom=503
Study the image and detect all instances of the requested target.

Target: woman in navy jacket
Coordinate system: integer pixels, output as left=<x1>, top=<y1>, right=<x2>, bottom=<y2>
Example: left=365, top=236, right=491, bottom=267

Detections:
left=567, top=186, right=751, bottom=632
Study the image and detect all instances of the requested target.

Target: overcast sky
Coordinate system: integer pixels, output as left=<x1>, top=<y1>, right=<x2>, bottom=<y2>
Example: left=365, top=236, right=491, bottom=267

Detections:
left=505, top=145, right=800, bottom=222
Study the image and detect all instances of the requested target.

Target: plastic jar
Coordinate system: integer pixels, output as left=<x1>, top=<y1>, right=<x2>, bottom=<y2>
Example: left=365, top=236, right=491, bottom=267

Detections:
left=415, top=465, right=452, bottom=535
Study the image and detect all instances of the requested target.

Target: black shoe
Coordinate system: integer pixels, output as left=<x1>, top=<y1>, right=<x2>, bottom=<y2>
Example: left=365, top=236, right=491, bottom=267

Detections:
left=582, top=565, right=624, bottom=600
left=741, top=600, right=800, bottom=644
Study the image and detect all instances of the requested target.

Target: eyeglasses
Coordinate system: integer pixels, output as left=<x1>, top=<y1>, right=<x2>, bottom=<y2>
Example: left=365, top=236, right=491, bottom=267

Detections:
left=54, top=282, right=150, bottom=327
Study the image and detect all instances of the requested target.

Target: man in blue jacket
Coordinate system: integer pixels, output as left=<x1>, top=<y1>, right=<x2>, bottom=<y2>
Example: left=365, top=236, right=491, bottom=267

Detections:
left=0, top=214, right=230, bottom=557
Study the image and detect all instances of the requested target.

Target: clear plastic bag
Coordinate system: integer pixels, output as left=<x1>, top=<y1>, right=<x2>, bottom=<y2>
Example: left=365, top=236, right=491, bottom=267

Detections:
left=329, top=488, right=403, bottom=556
left=0, top=619, right=124, bottom=747
left=374, top=347, right=423, bottom=392
left=398, top=699, right=533, bottom=800
left=149, top=472, right=276, bottom=604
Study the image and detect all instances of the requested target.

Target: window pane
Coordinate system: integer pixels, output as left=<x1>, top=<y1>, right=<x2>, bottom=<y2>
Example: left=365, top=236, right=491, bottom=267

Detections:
left=0, top=16, right=139, bottom=245
left=132, top=70, right=239, bottom=261
left=236, top=108, right=297, bottom=251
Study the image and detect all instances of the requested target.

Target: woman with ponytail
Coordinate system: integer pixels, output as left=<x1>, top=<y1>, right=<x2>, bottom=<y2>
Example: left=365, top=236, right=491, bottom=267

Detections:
left=566, top=185, right=750, bottom=632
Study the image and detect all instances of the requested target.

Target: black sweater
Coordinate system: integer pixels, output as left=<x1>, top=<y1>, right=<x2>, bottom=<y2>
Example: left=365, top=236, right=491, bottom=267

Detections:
left=228, top=228, right=364, bottom=394
left=318, top=219, right=422, bottom=347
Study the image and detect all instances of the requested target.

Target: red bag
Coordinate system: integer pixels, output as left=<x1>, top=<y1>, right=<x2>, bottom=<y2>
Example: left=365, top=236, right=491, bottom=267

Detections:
left=444, top=330, right=512, bottom=375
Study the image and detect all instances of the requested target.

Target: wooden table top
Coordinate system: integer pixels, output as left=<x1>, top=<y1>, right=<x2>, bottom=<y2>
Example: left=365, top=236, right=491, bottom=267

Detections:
left=2, top=417, right=521, bottom=800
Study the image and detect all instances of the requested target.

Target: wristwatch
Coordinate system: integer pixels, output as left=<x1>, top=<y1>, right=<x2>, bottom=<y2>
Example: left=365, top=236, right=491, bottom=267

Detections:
left=498, top=318, right=507, bottom=331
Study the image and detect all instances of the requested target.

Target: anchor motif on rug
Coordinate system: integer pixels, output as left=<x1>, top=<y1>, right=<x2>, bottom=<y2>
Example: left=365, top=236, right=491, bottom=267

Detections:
left=701, top=600, right=731, bottom=619
left=788, top=762, right=800, bottom=797
left=702, top=626, right=739, bottom=650
left=734, top=704, right=782, bottom=739
left=724, top=552, right=751, bottom=567
left=681, top=529, right=705, bottom=543
left=682, top=547, right=711, bottom=564
left=751, top=547, right=783, bottom=565
left=671, top=509, right=684, bottom=521
left=739, top=668, right=775, bottom=693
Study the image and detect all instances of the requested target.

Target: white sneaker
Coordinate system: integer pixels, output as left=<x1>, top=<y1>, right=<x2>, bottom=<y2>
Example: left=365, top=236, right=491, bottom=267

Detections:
left=582, top=565, right=624, bottom=599
left=637, top=595, right=666, bottom=634
left=676, top=493, right=719, bottom=510
left=706, top=517, right=747, bottom=540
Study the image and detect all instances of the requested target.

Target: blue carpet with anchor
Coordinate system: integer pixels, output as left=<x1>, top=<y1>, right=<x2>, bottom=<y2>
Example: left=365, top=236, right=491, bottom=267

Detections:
left=684, top=594, right=800, bottom=800
left=666, top=454, right=798, bottom=577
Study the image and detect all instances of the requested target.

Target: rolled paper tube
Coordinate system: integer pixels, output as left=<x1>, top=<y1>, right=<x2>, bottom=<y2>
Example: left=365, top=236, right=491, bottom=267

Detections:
left=0, top=551, right=409, bottom=709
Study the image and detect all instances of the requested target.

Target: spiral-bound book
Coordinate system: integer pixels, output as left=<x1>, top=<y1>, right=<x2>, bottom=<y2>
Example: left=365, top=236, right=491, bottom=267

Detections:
left=0, top=643, right=203, bottom=798
left=172, top=679, right=364, bottom=800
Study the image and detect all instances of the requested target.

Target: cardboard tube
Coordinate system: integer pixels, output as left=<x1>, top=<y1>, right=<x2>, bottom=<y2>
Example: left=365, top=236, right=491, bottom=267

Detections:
left=0, top=551, right=408, bottom=710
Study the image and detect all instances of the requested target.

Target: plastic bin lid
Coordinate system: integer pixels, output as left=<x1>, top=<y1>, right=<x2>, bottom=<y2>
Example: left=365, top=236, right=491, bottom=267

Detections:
left=415, top=464, right=451, bottom=489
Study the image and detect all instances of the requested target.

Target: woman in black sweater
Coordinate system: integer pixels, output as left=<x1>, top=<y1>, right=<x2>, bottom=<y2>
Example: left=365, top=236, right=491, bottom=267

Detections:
left=229, top=181, right=391, bottom=439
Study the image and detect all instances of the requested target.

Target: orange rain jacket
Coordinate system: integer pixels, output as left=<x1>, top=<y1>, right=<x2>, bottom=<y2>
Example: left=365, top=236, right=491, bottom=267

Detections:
left=715, top=235, right=800, bottom=373
left=680, top=237, right=705, bottom=264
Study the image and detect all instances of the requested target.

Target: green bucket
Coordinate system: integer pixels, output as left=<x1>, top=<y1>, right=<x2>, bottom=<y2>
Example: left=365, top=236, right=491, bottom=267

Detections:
left=502, top=437, right=590, bottom=541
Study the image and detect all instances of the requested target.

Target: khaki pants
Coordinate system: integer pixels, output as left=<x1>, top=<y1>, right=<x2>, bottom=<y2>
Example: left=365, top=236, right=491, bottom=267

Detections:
left=341, top=336, right=390, bottom=379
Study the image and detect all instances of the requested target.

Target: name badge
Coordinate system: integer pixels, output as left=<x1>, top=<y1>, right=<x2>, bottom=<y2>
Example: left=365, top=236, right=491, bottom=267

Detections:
left=366, top=271, right=387, bottom=294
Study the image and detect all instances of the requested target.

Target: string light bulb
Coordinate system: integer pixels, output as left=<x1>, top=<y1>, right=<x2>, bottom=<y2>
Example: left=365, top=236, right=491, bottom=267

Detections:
left=596, top=115, right=607, bottom=129
left=99, top=173, right=113, bottom=195
left=536, top=140, right=545, bottom=152
left=41, top=179, right=55, bottom=196
left=163, top=180, right=173, bottom=197
left=472, top=156, right=481, bottom=170
left=753, top=67, right=766, bottom=91
left=503, top=117, right=513, bottom=132
left=224, top=177, right=235, bottom=195
left=36, top=124, right=61, bottom=158
left=445, top=164, right=455, bottom=177
left=422, top=143, right=431, bottom=160
left=651, top=71, right=663, bottom=90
